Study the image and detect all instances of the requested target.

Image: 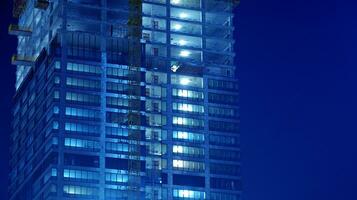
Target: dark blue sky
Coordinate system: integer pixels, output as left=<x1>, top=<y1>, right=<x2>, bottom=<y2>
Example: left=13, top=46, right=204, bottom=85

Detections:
left=0, top=0, right=355, bottom=200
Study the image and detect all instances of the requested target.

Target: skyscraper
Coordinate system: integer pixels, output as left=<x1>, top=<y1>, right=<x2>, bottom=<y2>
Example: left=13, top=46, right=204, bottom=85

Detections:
left=9, top=0, right=240, bottom=199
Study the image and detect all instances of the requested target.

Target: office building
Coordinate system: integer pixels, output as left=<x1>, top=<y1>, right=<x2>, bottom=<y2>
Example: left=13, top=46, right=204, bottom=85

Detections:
left=9, top=0, right=240, bottom=199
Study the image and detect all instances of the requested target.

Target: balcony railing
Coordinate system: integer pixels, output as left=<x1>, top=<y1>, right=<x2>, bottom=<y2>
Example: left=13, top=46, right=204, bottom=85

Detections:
left=11, top=55, right=35, bottom=66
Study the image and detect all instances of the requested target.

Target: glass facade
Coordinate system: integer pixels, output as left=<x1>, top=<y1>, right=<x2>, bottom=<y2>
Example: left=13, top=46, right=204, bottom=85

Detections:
left=9, top=0, right=240, bottom=199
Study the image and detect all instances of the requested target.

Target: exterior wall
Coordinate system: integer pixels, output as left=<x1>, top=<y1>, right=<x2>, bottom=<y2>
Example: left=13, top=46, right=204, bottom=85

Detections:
left=10, top=0, right=240, bottom=200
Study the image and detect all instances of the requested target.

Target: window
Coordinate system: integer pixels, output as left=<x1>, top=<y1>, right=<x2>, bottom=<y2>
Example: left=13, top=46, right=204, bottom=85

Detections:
left=146, top=71, right=167, bottom=84
left=105, top=142, right=129, bottom=153
left=210, top=178, right=241, bottom=191
left=106, top=127, right=128, bottom=137
left=170, top=8, right=202, bottom=22
left=64, top=153, right=99, bottom=167
left=106, top=112, right=127, bottom=124
left=173, top=189, right=205, bottom=199
left=63, top=169, right=99, bottom=181
left=65, top=107, right=101, bottom=120
left=209, top=120, right=238, bottom=133
left=66, top=77, right=101, bottom=90
left=208, top=79, right=238, bottom=91
left=65, top=122, right=100, bottom=136
left=210, top=163, right=240, bottom=176
left=210, top=149, right=240, bottom=161
left=64, top=138, right=100, bottom=151
left=146, top=128, right=167, bottom=141
left=106, top=82, right=128, bottom=93
left=211, top=192, right=240, bottom=200
left=209, top=106, right=238, bottom=118
left=170, top=0, right=201, bottom=9
left=208, top=93, right=239, bottom=105
left=173, top=102, right=204, bottom=114
left=173, top=116, right=204, bottom=128
left=147, top=114, right=167, bottom=126
left=172, top=88, right=204, bottom=100
left=67, top=62, right=101, bottom=74
left=173, top=145, right=204, bottom=157
left=146, top=85, right=166, bottom=98
left=106, top=67, right=129, bottom=78
left=171, top=75, right=203, bottom=88
left=173, top=131, right=204, bottom=143
left=173, top=159, right=204, bottom=172
left=106, top=96, right=129, bottom=108
left=66, top=92, right=100, bottom=105
left=173, top=174, right=205, bottom=188
left=63, top=185, right=98, bottom=196
left=209, top=135, right=239, bottom=147
left=105, top=173, right=128, bottom=183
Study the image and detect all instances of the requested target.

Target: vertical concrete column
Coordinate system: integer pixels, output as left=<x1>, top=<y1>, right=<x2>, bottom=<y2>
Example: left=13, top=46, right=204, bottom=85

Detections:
left=99, top=0, right=108, bottom=199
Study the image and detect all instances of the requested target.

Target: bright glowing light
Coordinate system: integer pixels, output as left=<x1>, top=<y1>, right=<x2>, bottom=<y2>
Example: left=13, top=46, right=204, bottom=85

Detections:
left=180, top=104, right=193, bottom=112
left=173, top=160, right=184, bottom=168
left=180, top=79, right=190, bottom=85
left=177, top=131, right=188, bottom=139
left=178, top=39, right=188, bottom=46
left=173, top=24, right=183, bottom=30
left=179, top=13, right=189, bottom=19
left=179, top=50, right=191, bottom=57
left=173, top=145, right=184, bottom=153
left=180, top=78, right=191, bottom=85
left=171, top=0, right=180, bottom=4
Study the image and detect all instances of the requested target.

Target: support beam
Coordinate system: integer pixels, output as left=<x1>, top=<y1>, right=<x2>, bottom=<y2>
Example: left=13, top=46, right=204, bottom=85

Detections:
left=11, top=55, right=35, bottom=66
left=8, top=24, right=32, bottom=37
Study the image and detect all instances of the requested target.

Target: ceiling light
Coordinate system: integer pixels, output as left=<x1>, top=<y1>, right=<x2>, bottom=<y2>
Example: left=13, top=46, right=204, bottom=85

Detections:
left=173, top=24, right=183, bottom=30
left=180, top=77, right=191, bottom=85
left=178, top=40, right=188, bottom=46
left=179, top=50, right=191, bottom=57
left=172, top=0, right=180, bottom=4
left=179, top=13, right=189, bottom=19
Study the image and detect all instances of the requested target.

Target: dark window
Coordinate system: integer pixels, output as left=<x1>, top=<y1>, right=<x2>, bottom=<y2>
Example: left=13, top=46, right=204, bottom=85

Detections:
left=211, top=178, right=241, bottom=190
left=173, top=174, right=205, bottom=188
left=210, top=149, right=240, bottom=161
left=209, top=120, right=239, bottom=133
left=210, top=163, right=240, bottom=176
left=64, top=153, right=99, bottom=167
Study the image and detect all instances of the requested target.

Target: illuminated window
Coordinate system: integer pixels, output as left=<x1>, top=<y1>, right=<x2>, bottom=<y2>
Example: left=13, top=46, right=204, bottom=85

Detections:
left=105, top=173, right=128, bottom=183
left=173, top=116, right=204, bottom=128
left=105, top=142, right=129, bottom=152
left=173, top=159, right=204, bottom=172
left=172, top=89, right=204, bottom=100
left=173, top=189, right=206, bottom=199
left=179, top=50, right=191, bottom=57
left=63, top=169, right=99, bottom=181
left=173, top=145, right=204, bottom=157
left=63, top=185, right=97, bottom=196
left=64, top=138, right=100, bottom=151
left=173, top=102, right=204, bottom=114
left=171, top=75, right=203, bottom=88
left=173, top=131, right=204, bottom=142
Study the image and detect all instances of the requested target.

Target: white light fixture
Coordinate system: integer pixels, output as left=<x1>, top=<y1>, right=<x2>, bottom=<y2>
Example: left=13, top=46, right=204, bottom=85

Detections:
left=179, top=50, right=191, bottom=57
left=172, top=0, right=180, bottom=4
left=179, top=13, right=189, bottom=19
left=173, top=24, right=183, bottom=30
left=180, top=77, right=191, bottom=85
left=180, top=104, right=193, bottom=112
left=178, top=39, right=188, bottom=46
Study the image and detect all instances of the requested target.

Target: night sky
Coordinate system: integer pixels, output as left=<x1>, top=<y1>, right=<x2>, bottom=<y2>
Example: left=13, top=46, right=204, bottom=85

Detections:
left=1, top=0, right=356, bottom=200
